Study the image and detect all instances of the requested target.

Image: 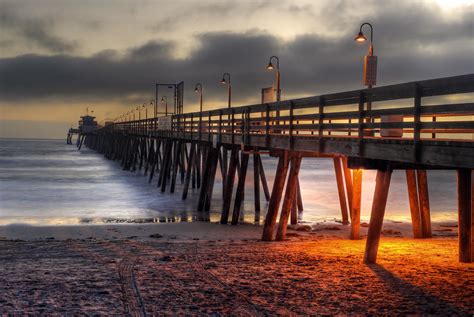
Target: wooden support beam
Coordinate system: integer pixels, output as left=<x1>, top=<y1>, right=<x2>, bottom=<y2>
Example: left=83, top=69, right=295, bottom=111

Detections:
left=204, top=147, right=219, bottom=212
left=296, top=178, right=303, bottom=220
left=182, top=143, right=196, bottom=200
left=457, top=168, right=472, bottom=263
left=350, top=169, right=362, bottom=240
left=417, top=170, right=432, bottom=238
left=291, top=196, right=298, bottom=225
left=342, top=157, right=353, bottom=214
left=364, top=167, right=393, bottom=264
left=276, top=155, right=303, bottom=241
left=262, top=151, right=289, bottom=241
left=170, top=141, right=181, bottom=193
left=231, top=151, right=250, bottom=225
left=197, top=146, right=212, bottom=212
left=334, top=157, right=350, bottom=225
left=220, top=147, right=238, bottom=224
left=253, top=153, right=261, bottom=222
left=406, top=170, right=423, bottom=238
left=258, top=155, right=270, bottom=201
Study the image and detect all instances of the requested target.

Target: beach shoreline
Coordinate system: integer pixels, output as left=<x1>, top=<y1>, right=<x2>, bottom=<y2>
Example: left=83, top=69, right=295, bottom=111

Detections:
left=0, top=221, right=472, bottom=315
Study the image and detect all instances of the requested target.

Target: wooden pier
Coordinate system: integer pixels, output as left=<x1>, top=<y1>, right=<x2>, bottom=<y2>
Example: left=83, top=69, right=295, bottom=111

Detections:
left=77, top=74, right=474, bottom=263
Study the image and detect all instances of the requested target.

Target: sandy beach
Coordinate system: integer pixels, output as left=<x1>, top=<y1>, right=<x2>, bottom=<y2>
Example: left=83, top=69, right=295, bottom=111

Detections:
left=0, top=221, right=472, bottom=315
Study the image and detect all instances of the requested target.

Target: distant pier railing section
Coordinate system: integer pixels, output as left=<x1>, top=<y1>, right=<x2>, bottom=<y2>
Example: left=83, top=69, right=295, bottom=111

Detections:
left=77, top=74, right=474, bottom=264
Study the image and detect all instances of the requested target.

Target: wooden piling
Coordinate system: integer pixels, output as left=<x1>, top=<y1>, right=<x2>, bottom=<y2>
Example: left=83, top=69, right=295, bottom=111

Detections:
left=350, top=169, right=362, bottom=240
left=253, top=153, right=261, bottom=222
left=204, top=147, right=219, bottom=212
left=334, top=157, right=350, bottom=225
left=231, top=151, right=249, bottom=225
left=457, top=168, right=472, bottom=263
left=417, top=170, right=432, bottom=238
left=258, top=155, right=270, bottom=201
left=262, top=151, right=289, bottom=241
left=220, top=147, right=238, bottom=224
left=182, top=143, right=196, bottom=200
left=406, top=170, right=423, bottom=238
left=276, top=155, right=302, bottom=241
left=364, top=167, right=393, bottom=264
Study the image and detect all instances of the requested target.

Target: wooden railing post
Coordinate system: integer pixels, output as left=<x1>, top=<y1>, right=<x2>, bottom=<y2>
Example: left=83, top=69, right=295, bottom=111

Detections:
left=318, top=97, right=325, bottom=153
left=414, top=83, right=422, bottom=162
left=265, top=104, right=270, bottom=147
left=289, top=101, right=294, bottom=150
left=357, top=91, right=365, bottom=156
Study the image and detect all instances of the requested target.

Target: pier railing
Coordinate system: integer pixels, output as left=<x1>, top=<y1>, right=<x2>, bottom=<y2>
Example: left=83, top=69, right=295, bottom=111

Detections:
left=109, top=74, right=474, bottom=168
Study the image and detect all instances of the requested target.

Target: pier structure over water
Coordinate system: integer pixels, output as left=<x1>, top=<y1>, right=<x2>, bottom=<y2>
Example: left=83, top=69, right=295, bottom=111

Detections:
left=76, top=74, right=474, bottom=264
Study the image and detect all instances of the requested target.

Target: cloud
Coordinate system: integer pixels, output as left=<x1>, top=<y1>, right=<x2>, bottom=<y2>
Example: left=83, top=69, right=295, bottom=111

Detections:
left=0, top=0, right=472, bottom=110
left=0, top=4, right=78, bottom=53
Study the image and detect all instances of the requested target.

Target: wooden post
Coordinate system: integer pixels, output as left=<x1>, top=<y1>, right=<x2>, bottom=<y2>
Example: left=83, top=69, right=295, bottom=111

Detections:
left=342, top=157, right=353, bottom=214
left=406, top=170, right=423, bottom=238
left=276, top=155, right=302, bottom=241
left=182, top=143, right=196, bottom=200
left=220, top=147, right=238, bottom=224
left=290, top=196, right=298, bottom=225
left=334, top=157, right=350, bottom=225
left=457, top=169, right=472, bottom=263
left=204, top=147, right=219, bottom=212
left=296, top=178, right=303, bottom=220
left=262, top=151, right=289, bottom=241
left=231, top=151, right=250, bottom=225
left=258, top=155, right=270, bottom=201
left=351, top=169, right=362, bottom=240
left=417, top=170, right=432, bottom=238
left=253, top=153, right=261, bottom=222
left=364, top=167, right=393, bottom=264
left=197, top=146, right=212, bottom=212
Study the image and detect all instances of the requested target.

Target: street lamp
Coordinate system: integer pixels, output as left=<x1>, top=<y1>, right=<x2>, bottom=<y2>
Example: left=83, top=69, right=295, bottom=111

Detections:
left=136, top=105, right=141, bottom=121
left=161, top=96, right=168, bottom=116
left=266, top=55, right=281, bottom=101
left=354, top=22, right=376, bottom=88
left=221, top=73, right=231, bottom=109
left=194, top=83, right=203, bottom=112
left=142, top=102, right=148, bottom=120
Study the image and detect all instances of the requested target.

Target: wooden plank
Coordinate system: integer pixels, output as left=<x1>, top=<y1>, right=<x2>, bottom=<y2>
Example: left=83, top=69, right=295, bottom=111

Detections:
left=220, top=147, right=238, bottom=224
left=334, top=157, right=350, bottom=225
left=262, top=151, right=290, bottom=241
left=276, top=155, right=303, bottom=240
left=350, top=169, right=362, bottom=240
left=457, top=168, right=472, bottom=263
left=231, top=151, right=250, bottom=225
left=406, top=170, right=423, bottom=238
left=416, top=170, right=432, bottom=238
left=364, top=167, right=393, bottom=264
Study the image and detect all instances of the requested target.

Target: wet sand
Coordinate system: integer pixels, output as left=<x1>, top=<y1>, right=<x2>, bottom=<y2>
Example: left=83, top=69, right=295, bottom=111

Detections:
left=0, top=222, right=472, bottom=315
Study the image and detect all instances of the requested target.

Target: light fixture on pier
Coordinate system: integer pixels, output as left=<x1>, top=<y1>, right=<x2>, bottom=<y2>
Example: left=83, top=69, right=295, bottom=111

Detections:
left=354, top=22, right=376, bottom=87
left=265, top=55, right=281, bottom=102
left=220, top=73, right=231, bottom=109
left=161, top=96, right=168, bottom=116
left=194, top=83, right=203, bottom=112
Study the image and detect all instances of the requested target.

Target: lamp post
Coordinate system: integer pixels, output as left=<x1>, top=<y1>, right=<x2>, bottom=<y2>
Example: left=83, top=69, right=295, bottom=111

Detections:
left=161, top=96, right=168, bottom=116
left=354, top=22, right=377, bottom=135
left=221, top=73, right=231, bottom=109
left=194, top=83, right=203, bottom=112
left=354, top=22, right=376, bottom=90
left=266, top=56, right=281, bottom=102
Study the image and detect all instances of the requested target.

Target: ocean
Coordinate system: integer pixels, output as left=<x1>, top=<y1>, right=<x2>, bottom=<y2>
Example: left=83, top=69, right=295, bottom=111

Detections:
left=0, top=138, right=459, bottom=225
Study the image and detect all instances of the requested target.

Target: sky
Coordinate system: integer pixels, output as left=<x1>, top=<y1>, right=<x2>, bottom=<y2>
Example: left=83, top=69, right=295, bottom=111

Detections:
left=0, top=0, right=473, bottom=138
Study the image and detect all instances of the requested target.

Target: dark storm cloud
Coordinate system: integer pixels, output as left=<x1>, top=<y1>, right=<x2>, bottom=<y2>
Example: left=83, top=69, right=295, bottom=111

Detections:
left=0, top=1, right=473, bottom=107
left=0, top=4, right=78, bottom=53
